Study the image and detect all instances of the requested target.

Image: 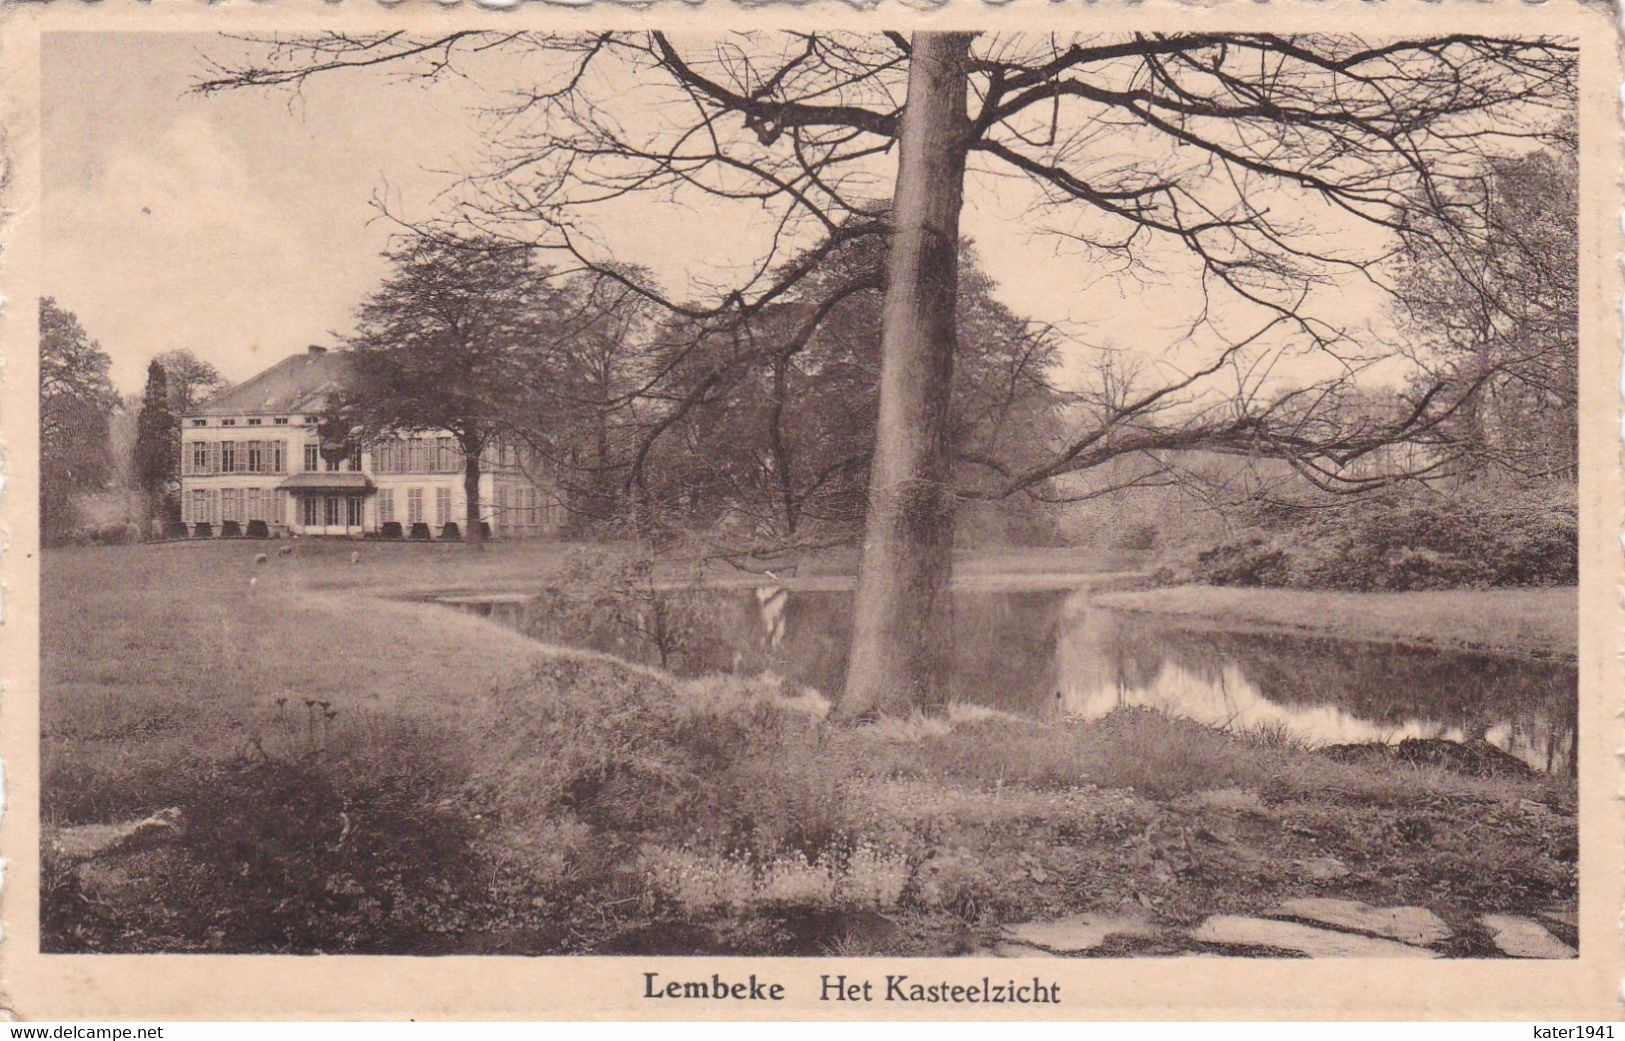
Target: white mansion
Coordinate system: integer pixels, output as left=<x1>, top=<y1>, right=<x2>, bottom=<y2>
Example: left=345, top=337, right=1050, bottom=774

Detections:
left=179, top=346, right=561, bottom=538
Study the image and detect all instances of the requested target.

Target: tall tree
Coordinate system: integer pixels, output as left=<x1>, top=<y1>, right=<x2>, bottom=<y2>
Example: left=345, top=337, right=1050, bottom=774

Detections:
left=340, top=232, right=559, bottom=544
left=842, top=33, right=974, bottom=718
left=202, top=31, right=1576, bottom=715
left=153, top=348, right=226, bottom=417
left=1394, top=144, right=1578, bottom=483
left=40, top=297, right=118, bottom=542
left=639, top=237, right=1059, bottom=545
left=519, top=273, right=660, bottom=532
left=133, top=359, right=179, bottom=522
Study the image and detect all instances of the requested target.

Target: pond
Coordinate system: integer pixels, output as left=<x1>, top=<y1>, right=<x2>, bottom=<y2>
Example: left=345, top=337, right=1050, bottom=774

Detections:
left=441, top=585, right=1577, bottom=776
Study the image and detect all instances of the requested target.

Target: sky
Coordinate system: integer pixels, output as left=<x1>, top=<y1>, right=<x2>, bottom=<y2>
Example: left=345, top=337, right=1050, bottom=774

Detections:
left=43, top=31, right=1411, bottom=399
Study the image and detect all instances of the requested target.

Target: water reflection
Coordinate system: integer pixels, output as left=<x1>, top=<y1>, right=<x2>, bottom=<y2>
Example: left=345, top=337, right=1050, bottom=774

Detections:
left=448, top=586, right=1576, bottom=775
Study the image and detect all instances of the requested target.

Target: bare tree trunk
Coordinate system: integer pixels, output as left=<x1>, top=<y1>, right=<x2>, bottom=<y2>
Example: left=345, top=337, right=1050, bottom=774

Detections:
left=462, top=438, right=487, bottom=547
left=836, top=32, right=972, bottom=721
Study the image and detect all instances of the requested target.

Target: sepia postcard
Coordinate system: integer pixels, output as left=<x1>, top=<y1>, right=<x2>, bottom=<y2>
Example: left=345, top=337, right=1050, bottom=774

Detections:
left=0, top=0, right=1620, bottom=1021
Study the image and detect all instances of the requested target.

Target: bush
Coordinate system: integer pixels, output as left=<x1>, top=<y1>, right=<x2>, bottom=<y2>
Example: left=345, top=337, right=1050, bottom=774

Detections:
left=245, top=520, right=270, bottom=539
left=191, top=522, right=213, bottom=539
left=440, top=522, right=461, bottom=540
left=95, top=522, right=138, bottom=546
left=219, top=521, right=242, bottom=538
left=1114, top=521, right=1160, bottom=552
left=380, top=522, right=403, bottom=539
left=409, top=522, right=433, bottom=540
left=1173, top=491, right=1577, bottom=591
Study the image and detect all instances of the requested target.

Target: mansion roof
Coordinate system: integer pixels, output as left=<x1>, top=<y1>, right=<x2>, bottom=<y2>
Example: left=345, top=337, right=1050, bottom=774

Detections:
left=192, top=348, right=354, bottom=417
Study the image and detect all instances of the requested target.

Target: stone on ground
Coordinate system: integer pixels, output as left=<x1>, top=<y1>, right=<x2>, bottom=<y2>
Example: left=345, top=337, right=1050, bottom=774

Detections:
left=1480, top=914, right=1577, bottom=959
left=1291, top=856, right=1350, bottom=882
left=1192, top=915, right=1438, bottom=958
left=1002, top=911, right=1160, bottom=953
left=48, top=808, right=182, bottom=862
left=1275, top=898, right=1451, bottom=946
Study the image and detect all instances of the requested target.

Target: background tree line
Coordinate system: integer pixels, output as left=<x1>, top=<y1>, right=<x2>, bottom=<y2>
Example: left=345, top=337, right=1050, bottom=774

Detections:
left=41, top=295, right=224, bottom=544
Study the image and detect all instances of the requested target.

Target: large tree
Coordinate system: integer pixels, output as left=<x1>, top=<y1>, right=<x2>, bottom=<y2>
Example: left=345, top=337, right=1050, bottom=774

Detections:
left=339, top=231, right=563, bottom=544
left=201, top=31, right=1576, bottom=716
left=513, top=272, right=661, bottom=533
left=1393, top=144, right=1578, bottom=483
left=153, top=348, right=226, bottom=417
left=40, top=297, right=118, bottom=542
left=133, top=359, right=179, bottom=522
left=641, top=234, right=1059, bottom=549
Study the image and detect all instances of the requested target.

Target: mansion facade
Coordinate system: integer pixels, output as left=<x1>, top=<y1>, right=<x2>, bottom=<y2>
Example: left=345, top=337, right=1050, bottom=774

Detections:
left=179, top=346, right=562, bottom=538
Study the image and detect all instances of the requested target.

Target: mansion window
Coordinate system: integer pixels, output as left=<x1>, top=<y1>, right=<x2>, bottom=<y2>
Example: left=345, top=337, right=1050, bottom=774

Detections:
left=182, top=487, right=279, bottom=526
left=221, top=419, right=236, bottom=426
left=247, top=418, right=262, bottom=426
left=304, top=445, right=320, bottom=471
left=378, top=488, right=394, bottom=523
left=188, top=489, right=214, bottom=526
left=191, top=418, right=207, bottom=427
left=407, top=488, right=424, bottom=525
left=373, top=435, right=463, bottom=474
left=435, top=487, right=451, bottom=527
left=184, top=440, right=285, bottom=475
left=347, top=497, right=363, bottom=527
left=274, top=417, right=289, bottom=425
left=499, top=485, right=544, bottom=530
left=303, top=497, right=319, bottom=527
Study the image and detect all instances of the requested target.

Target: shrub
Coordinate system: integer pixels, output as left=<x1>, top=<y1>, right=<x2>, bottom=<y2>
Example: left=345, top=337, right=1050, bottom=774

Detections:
left=380, top=522, right=403, bottom=539
left=96, top=522, right=138, bottom=545
left=1114, top=521, right=1160, bottom=552
left=1174, top=491, right=1576, bottom=591
left=159, top=754, right=504, bottom=953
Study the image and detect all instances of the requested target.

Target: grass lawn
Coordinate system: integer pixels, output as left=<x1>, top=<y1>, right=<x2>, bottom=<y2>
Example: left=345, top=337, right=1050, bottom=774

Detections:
left=41, top=542, right=1576, bottom=956
left=1093, top=585, right=1577, bottom=661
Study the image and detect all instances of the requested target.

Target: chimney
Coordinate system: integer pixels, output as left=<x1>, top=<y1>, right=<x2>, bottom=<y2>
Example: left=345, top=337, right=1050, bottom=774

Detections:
left=307, top=345, right=328, bottom=355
